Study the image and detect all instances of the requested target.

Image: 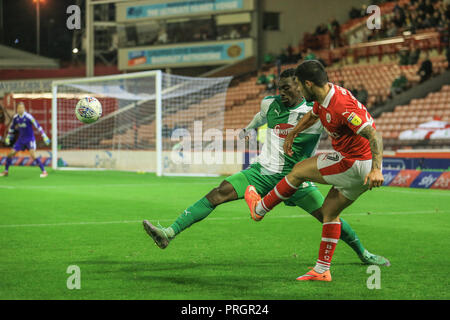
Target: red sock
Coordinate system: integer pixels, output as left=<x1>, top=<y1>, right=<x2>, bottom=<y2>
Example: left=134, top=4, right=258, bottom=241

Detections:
left=314, top=222, right=341, bottom=273
left=259, top=177, right=298, bottom=213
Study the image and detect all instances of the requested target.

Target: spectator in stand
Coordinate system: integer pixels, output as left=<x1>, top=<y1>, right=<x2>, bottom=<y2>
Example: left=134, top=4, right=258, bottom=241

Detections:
left=266, top=73, right=276, bottom=84
left=348, top=31, right=364, bottom=45
left=408, top=44, right=421, bottom=65
left=229, top=27, right=241, bottom=39
left=329, top=17, right=341, bottom=48
left=303, top=48, right=317, bottom=61
left=286, top=44, right=295, bottom=63
left=356, top=84, right=369, bottom=106
left=349, top=6, right=362, bottom=19
left=372, top=94, right=387, bottom=109
left=393, top=0, right=405, bottom=17
left=418, top=52, right=433, bottom=82
left=348, top=84, right=358, bottom=97
left=392, top=10, right=406, bottom=28
left=256, top=71, right=268, bottom=85
left=445, top=2, right=450, bottom=21
left=423, top=0, right=435, bottom=16
left=390, top=72, right=409, bottom=96
left=430, top=11, right=442, bottom=27
left=265, top=76, right=276, bottom=94
left=315, top=23, right=328, bottom=35
left=386, top=21, right=399, bottom=38
left=276, top=49, right=288, bottom=65
left=398, top=46, right=410, bottom=66
left=157, top=27, right=168, bottom=44
left=240, top=24, right=250, bottom=38
left=263, top=53, right=274, bottom=66
left=423, top=13, right=434, bottom=28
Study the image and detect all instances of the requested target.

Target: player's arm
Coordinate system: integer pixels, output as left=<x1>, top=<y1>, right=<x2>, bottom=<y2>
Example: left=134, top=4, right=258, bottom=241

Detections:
left=239, top=98, right=269, bottom=139
left=283, top=110, right=319, bottom=156
left=5, top=117, right=17, bottom=146
left=358, top=125, right=384, bottom=189
left=29, top=115, right=50, bottom=145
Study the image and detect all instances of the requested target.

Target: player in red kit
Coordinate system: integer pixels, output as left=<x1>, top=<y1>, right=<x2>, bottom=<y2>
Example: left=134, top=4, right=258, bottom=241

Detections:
left=244, top=60, right=388, bottom=282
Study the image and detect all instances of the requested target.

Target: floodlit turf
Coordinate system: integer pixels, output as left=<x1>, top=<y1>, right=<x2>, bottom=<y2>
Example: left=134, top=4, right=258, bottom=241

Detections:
left=1, top=167, right=449, bottom=300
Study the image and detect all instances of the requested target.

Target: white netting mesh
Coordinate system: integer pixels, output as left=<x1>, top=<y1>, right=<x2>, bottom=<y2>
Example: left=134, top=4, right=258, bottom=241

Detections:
left=54, top=72, right=232, bottom=175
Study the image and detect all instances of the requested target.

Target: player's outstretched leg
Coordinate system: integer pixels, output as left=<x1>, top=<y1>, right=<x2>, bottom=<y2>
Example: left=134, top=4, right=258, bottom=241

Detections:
left=245, top=185, right=263, bottom=221
left=142, top=179, right=238, bottom=249
left=340, top=217, right=390, bottom=266
left=297, top=188, right=350, bottom=282
left=298, top=190, right=390, bottom=266
left=245, top=156, right=326, bottom=220
left=1, top=150, right=16, bottom=177
left=30, top=150, right=47, bottom=178
left=142, top=220, right=171, bottom=249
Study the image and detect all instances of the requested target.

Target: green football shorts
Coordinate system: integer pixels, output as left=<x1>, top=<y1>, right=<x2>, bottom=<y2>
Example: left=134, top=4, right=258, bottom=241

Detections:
left=225, top=162, right=324, bottom=214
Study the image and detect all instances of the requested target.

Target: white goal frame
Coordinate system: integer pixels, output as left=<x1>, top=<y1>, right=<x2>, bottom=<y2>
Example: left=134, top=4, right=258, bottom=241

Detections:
left=51, top=70, right=163, bottom=175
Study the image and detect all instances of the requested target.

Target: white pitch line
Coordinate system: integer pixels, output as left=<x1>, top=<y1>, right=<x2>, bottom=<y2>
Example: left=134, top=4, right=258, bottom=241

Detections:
left=1, top=184, right=449, bottom=197
left=382, top=189, right=450, bottom=196
left=0, top=182, right=216, bottom=189
left=0, top=210, right=446, bottom=228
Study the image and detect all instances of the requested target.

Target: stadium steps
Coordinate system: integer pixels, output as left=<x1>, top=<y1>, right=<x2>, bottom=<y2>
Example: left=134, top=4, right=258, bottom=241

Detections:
left=375, top=84, right=450, bottom=148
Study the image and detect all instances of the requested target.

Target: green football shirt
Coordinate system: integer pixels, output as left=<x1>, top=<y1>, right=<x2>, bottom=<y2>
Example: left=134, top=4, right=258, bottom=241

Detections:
left=246, top=95, right=323, bottom=175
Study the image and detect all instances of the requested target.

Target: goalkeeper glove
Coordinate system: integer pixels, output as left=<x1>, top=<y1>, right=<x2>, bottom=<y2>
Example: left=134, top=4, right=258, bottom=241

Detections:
left=43, top=135, right=51, bottom=146
left=4, top=136, right=10, bottom=146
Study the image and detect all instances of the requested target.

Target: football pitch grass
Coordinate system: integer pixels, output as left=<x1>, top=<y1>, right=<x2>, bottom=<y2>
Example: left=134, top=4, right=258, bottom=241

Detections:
left=1, top=167, right=449, bottom=300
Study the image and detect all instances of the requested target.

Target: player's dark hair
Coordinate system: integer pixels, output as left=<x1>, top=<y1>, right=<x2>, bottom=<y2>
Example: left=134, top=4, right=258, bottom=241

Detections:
left=280, top=68, right=296, bottom=79
left=295, top=60, right=328, bottom=86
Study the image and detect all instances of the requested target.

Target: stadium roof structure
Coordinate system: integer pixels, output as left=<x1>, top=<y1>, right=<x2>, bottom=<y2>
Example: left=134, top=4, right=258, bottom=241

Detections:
left=0, top=45, right=59, bottom=70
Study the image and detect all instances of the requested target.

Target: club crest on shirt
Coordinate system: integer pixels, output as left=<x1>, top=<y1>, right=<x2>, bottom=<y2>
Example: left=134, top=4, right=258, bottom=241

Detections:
left=347, top=112, right=362, bottom=126
left=326, top=113, right=331, bottom=123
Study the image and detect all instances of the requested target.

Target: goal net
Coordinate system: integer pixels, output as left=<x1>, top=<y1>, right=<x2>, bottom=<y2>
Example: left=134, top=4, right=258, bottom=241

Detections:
left=52, top=71, right=232, bottom=176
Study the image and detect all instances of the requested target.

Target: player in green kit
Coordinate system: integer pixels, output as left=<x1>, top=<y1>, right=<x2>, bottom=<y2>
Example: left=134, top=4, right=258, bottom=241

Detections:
left=142, top=69, right=389, bottom=266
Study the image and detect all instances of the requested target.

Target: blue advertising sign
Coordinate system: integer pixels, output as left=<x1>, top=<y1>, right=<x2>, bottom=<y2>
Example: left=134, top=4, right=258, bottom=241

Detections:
left=382, top=169, right=400, bottom=186
left=127, top=42, right=245, bottom=67
left=125, top=0, right=244, bottom=20
left=383, top=157, right=450, bottom=170
left=409, top=171, right=444, bottom=189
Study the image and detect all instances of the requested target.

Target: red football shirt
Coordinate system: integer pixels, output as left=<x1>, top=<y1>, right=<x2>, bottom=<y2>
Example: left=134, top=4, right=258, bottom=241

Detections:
left=312, top=83, right=375, bottom=160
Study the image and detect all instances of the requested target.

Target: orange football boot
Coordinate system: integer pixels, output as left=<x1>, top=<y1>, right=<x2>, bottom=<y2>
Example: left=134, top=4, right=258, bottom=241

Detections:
left=296, top=268, right=332, bottom=282
left=244, top=185, right=264, bottom=221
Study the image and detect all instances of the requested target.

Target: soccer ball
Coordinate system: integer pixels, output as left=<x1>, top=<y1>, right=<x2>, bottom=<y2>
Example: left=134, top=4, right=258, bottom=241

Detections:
left=75, top=97, right=102, bottom=124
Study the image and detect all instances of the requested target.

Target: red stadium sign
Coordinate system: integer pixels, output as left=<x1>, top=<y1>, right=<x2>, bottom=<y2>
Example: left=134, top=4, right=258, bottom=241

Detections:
left=430, top=171, right=450, bottom=190
left=389, top=170, right=421, bottom=187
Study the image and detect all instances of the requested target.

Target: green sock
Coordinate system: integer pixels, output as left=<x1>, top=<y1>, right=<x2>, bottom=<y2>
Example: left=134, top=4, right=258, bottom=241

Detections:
left=339, top=218, right=366, bottom=256
left=169, top=197, right=216, bottom=236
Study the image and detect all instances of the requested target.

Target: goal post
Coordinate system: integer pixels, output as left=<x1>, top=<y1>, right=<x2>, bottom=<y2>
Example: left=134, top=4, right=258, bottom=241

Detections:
left=51, top=71, right=232, bottom=176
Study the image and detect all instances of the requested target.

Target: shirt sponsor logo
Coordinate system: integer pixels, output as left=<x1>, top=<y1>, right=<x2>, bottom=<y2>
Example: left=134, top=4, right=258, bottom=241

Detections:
left=273, top=123, right=294, bottom=138
left=326, top=113, right=331, bottom=123
left=347, top=112, right=362, bottom=126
